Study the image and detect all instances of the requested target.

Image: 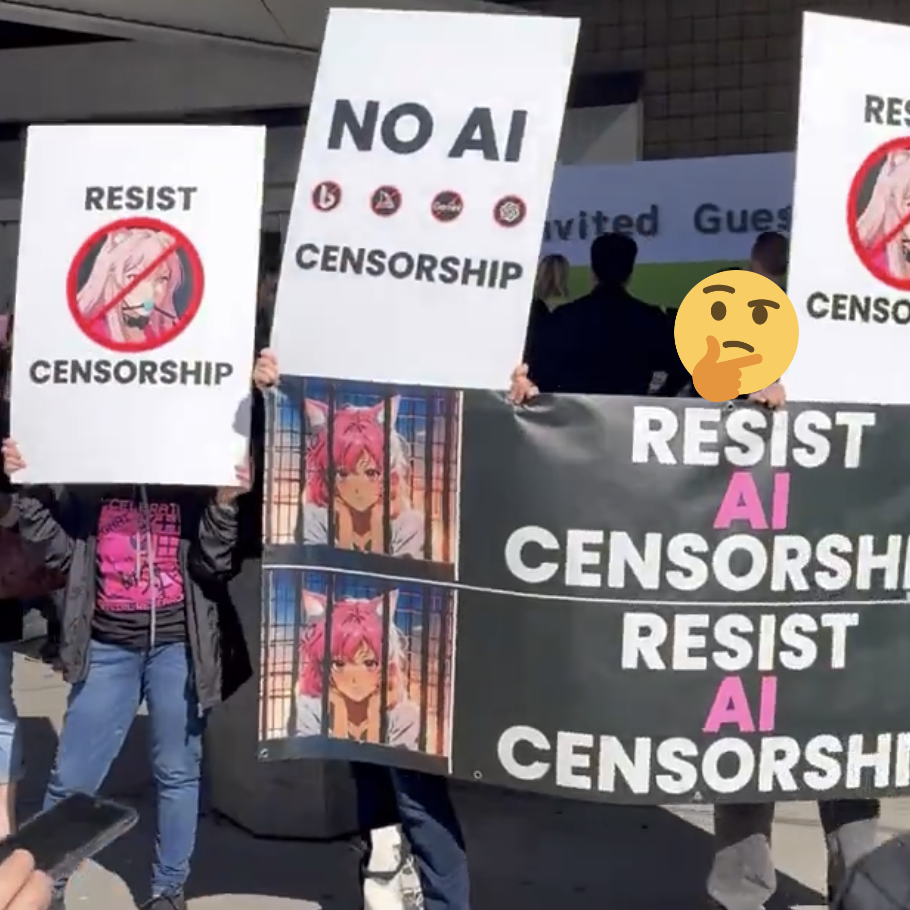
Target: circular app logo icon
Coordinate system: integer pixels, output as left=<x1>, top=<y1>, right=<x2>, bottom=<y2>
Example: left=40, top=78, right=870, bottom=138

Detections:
left=431, top=190, right=464, bottom=223
left=311, top=181, right=342, bottom=212
left=493, top=195, right=527, bottom=228
left=66, top=217, right=204, bottom=354
left=371, top=186, right=402, bottom=217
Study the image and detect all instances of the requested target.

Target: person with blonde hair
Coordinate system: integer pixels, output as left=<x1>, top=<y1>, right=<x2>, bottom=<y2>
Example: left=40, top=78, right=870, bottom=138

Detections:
left=523, top=254, right=570, bottom=375
left=855, top=150, right=910, bottom=281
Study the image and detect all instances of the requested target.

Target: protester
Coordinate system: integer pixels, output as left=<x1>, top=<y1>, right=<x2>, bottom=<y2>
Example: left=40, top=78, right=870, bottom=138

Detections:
left=252, top=354, right=467, bottom=910
left=354, top=763, right=467, bottom=910
left=0, top=316, right=62, bottom=666
left=748, top=230, right=789, bottom=286
left=0, top=353, right=277, bottom=910
left=528, top=232, right=688, bottom=396
left=509, top=335, right=875, bottom=910
left=0, top=851, right=51, bottom=910
left=254, top=268, right=279, bottom=355
left=0, top=320, right=40, bottom=839
left=674, top=233, right=789, bottom=407
left=705, top=210, right=877, bottom=899
left=522, top=253, right=570, bottom=371
left=0, top=502, right=25, bottom=843
left=0, top=345, right=23, bottom=839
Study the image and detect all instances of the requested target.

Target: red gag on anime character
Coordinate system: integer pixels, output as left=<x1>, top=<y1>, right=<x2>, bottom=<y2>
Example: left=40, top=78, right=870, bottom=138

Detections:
left=66, top=217, right=205, bottom=354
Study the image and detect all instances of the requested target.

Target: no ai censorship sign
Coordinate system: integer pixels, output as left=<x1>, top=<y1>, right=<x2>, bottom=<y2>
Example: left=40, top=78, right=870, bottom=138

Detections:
left=66, top=216, right=204, bottom=353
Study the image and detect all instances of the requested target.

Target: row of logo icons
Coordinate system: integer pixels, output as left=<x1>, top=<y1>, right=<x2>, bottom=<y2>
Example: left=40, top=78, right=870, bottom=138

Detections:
left=310, top=180, right=528, bottom=228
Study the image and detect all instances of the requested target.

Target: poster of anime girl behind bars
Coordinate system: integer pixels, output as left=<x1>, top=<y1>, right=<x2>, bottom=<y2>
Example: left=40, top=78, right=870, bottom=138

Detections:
left=259, top=567, right=456, bottom=769
left=262, top=377, right=461, bottom=577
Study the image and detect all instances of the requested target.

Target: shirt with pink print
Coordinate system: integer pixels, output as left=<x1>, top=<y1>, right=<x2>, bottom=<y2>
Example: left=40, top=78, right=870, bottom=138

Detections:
left=93, top=492, right=187, bottom=648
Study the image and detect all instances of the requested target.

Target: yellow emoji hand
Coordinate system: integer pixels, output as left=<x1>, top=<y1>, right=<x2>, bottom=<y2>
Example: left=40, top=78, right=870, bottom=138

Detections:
left=692, top=334, right=763, bottom=402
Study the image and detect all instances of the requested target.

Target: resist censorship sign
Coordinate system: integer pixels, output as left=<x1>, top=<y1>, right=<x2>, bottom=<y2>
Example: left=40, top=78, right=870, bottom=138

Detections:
left=10, top=124, right=265, bottom=485
left=259, top=387, right=910, bottom=803
left=271, top=9, right=579, bottom=389
left=786, top=12, right=910, bottom=404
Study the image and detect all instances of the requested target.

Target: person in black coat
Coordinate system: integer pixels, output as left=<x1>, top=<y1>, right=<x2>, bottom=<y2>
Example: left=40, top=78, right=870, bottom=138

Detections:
left=528, top=232, right=689, bottom=397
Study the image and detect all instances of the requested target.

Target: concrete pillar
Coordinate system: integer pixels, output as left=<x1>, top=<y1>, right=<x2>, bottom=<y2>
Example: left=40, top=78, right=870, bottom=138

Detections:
left=205, top=558, right=359, bottom=839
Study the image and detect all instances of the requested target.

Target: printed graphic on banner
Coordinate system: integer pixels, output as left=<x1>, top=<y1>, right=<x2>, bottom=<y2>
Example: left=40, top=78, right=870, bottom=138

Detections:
left=259, top=374, right=461, bottom=772
left=785, top=12, right=910, bottom=403
left=66, top=217, right=204, bottom=353
left=271, top=8, right=579, bottom=388
left=261, top=385, right=910, bottom=802
left=9, top=123, right=265, bottom=485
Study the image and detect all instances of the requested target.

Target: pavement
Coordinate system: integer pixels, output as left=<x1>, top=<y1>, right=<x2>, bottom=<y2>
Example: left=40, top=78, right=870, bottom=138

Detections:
left=11, top=653, right=910, bottom=910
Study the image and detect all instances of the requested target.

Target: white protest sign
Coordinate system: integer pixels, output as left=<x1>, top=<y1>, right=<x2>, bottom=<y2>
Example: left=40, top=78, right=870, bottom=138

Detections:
left=10, top=124, right=265, bottom=485
left=272, top=8, right=579, bottom=389
left=786, top=13, right=910, bottom=403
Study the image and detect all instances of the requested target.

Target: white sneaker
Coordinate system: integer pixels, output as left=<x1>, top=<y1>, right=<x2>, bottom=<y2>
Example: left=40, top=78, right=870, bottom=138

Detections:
left=362, top=825, right=425, bottom=910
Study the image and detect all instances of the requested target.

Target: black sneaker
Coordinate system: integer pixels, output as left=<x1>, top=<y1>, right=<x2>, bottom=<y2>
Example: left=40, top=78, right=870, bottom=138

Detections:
left=140, top=891, right=186, bottom=910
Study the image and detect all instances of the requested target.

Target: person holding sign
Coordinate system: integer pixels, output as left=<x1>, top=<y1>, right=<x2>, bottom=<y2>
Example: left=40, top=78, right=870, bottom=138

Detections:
left=507, top=357, right=880, bottom=910
left=254, top=352, right=468, bottom=910
left=0, top=352, right=277, bottom=910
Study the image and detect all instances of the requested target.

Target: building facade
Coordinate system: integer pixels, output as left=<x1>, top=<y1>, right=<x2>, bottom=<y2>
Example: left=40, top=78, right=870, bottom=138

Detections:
left=524, top=0, right=909, bottom=160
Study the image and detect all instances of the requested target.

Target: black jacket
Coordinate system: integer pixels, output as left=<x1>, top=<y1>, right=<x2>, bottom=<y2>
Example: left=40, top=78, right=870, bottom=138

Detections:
left=14, top=485, right=252, bottom=710
left=0, top=399, right=23, bottom=644
left=528, top=284, right=688, bottom=397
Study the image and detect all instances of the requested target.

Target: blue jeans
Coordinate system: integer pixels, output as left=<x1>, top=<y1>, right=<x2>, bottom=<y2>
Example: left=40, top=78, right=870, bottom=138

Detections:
left=44, top=640, right=205, bottom=896
left=353, top=763, right=469, bottom=910
left=0, top=644, right=22, bottom=785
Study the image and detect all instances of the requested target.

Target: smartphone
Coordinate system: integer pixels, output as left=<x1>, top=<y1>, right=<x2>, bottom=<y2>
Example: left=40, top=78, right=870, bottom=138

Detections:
left=0, top=793, right=139, bottom=880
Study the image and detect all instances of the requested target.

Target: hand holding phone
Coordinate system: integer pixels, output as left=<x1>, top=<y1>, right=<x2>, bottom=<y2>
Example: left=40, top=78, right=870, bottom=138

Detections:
left=0, top=794, right=138, bottom=883
left=0, top=850, right=52, bottom=910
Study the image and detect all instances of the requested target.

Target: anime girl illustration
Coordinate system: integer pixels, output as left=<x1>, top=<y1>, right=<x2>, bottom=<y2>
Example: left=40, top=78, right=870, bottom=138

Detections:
left=300, top=396, right=425, bottom=558
left=295, top=589, right=419, bottom=749
left=76, top=227, right=184, bottom=345
left=854, top=148, right=910, bottom=282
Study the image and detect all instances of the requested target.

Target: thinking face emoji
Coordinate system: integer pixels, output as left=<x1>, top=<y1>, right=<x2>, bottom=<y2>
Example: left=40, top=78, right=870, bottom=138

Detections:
left=674, top=270, right=799, bottom=402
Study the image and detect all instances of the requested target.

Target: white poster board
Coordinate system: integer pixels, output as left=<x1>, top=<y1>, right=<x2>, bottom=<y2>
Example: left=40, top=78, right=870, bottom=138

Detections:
left=272, top=8, right=579, bottom=389
left=10, top=124, right=265, bottom=485
left=786, top=13, right=910, bottom=404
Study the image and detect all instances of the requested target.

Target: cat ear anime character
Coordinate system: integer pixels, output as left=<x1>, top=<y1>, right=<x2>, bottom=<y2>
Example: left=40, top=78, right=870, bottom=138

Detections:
left=76, top=228, right=184, bottom=345
left=295, top=589, right=419, bottom=749
left=298, top=397, right=425, bottom=558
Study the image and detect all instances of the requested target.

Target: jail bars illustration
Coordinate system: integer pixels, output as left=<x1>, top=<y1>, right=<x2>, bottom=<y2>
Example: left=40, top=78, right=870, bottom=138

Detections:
left=264, top=379, right=460, bottom=563
left=259, top=568, right=455, bottom=758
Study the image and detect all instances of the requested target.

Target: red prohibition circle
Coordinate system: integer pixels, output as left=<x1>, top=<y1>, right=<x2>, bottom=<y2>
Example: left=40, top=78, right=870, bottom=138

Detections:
left=847, top=136, right=910, bottom=292
left=371, top=185, right=402, bottom=217
left=66, top=216, right=205, bottom=353
left=493, top=195, right=527, bottom=228
left=431, top=190, right=464, bottom=223
left=311, top=180, right=342, bottom=212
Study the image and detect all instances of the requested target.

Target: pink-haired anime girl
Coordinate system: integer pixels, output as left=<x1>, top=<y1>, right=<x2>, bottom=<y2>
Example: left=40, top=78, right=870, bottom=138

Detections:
left=76, top=228, right=183, bottom=345
left=855, top=149, right=910, bottom=281
left=295, top=589, right=418, bottom=748
left=299, top=396, right=425, bottom=557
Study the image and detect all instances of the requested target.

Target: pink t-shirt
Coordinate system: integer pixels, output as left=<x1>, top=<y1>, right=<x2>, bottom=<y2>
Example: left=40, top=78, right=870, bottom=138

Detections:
left=96, top=498, right=184, bottom=612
